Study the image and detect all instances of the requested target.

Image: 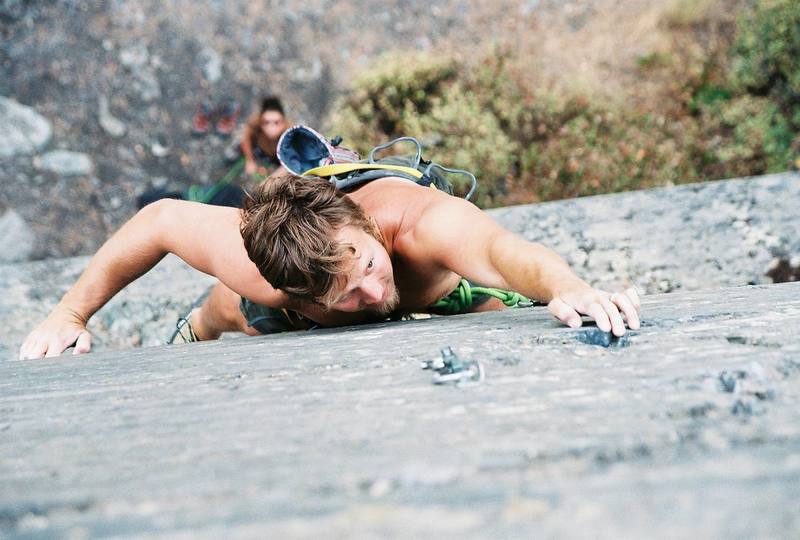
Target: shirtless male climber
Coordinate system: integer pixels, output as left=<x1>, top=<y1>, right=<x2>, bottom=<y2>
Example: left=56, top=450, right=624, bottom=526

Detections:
left=19, top=172, right=641, bottom=359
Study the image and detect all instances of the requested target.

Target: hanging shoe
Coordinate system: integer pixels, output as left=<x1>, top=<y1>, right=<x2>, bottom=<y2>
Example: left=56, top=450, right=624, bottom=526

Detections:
left=215, top=100, right=240, bottom=137
left=191, top=101, right=213, bottom=137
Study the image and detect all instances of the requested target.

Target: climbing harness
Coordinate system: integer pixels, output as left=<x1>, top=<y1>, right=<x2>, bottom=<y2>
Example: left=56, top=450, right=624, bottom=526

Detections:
left=421, top=346, right=484, bottom=386
left=431, top=278, right=534, bottom=314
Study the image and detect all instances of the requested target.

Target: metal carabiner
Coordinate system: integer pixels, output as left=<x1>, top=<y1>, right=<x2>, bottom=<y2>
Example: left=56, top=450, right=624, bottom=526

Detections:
left=421, top=346, right=484, bottom=387
left=368, top=137, right=423, bottom=168
left=423, top=163, right=478, bottom=201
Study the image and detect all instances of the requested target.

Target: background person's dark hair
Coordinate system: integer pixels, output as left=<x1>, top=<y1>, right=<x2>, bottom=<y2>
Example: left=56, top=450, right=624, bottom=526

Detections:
left=260, top=96, right=284, bottom=116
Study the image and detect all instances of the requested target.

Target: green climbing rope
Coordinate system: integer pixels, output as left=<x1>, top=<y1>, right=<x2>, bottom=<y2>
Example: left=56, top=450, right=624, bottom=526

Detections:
left=431, top=278, right=533, bottom=314
left=186, top=156, right=246, bottom=204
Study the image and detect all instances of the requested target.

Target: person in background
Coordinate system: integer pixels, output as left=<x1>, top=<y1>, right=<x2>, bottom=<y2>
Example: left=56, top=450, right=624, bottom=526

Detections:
left=138, top=96, right=291, bottom=209
left=224, top=96, right=289, bottom=177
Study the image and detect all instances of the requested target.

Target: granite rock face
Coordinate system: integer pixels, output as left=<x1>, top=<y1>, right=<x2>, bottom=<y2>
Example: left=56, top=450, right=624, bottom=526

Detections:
left=0, top=255, right=216, bottom=360
left=488, top=172, right=800, bottom=294
left=0, top=209, right=35, bottom=263
left=1, top=175, right=799, bottom=536
left=1, top=283, right=798, bottom=538
left=35, top=150, right=94, bottom=177
left=0, top=96, right=52, bottom=158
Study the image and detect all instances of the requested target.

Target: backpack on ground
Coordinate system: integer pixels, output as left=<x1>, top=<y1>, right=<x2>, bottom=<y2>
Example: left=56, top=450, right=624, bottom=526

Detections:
left=277, top=125, right=477, bottom=200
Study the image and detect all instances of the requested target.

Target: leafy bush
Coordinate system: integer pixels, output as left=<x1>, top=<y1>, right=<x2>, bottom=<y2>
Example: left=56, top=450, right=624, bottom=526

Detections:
left=522, top=106, right=697, bottom=201
left=327, top=52, right=521, bottom=204
left=723, top=0, right=800, bottom=171
left=731, top=0, right=800, bottom=104
left=696, top=95, right=795, bottom=176
left=673, top=0, right=800, bottom=176
left=327, top=53, right=458, bottom=151
left=400, top=85, right=518, bottom=204
left=328, top=49, right=700, bottom=205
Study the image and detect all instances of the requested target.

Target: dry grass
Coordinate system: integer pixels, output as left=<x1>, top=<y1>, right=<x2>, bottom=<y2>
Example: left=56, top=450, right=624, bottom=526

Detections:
left=428, top=0, right=745, bottom=111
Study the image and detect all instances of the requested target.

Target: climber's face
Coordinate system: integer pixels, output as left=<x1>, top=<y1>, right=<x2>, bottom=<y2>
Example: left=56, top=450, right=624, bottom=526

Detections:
left=260, top=110, right=287, bottom=141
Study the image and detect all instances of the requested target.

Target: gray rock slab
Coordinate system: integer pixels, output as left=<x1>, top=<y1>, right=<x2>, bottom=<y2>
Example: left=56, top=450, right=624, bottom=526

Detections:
left=97, top=96, right=127, bottom=139
left=118, top=43, right=160, bottom=102
left=0, top=209, right=35, bottom=263
left=35, top=150, right=93, bottom=177
left=0, top=255, right=216, bottom=360
left=1, top=282, right=799, bottom=538
left=197, top=47, right=222, bottom=85
left=488, top=171, right=800, bottom=294
left=0, top=96, right=52, bottom=158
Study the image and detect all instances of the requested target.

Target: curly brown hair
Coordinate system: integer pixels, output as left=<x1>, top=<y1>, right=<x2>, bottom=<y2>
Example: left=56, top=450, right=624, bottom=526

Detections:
left=240, top=172, right=382, bottom=306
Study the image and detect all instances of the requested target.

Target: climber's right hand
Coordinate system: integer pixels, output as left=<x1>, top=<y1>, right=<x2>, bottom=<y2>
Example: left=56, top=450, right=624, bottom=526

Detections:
left=19, top=305, right=92, bottom=360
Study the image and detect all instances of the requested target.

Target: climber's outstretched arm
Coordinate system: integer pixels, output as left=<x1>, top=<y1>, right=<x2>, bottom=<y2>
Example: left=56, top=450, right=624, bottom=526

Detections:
left=18, top=199, right=272, bottom=360
left=411, top=193, right=641, bottom=335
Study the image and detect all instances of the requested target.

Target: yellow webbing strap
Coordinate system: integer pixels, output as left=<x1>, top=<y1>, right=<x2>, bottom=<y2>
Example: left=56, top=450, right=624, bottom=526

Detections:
left=303, top=163, right=423, bottom=178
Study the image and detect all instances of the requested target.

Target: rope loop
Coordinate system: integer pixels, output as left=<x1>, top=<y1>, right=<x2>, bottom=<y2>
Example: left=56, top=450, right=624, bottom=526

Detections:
left=432, top=279, right=532, bottom=314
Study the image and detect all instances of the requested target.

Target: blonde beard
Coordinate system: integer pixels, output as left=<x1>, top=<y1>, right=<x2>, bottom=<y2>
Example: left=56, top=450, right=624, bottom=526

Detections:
left=372, top=284, right=400, bottom=316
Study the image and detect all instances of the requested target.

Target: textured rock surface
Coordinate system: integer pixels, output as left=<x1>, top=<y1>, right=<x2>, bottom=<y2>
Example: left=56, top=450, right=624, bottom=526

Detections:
left=1, top=173, right=797, bottom=359
left=1, top=282, right=799, bottom=538
left=35, top=150, right=93, bottom=177
left=488, top=171, right=800, bottom=295
left=0, top=209, right=34, bottom=263
left=0, top=96, right=52, bottom=158
left=0, top=255, right=215, bottom=360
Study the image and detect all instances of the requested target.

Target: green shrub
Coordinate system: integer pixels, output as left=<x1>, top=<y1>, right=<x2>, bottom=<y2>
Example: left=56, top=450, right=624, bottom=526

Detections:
left=400, top=85, right=519, bottom=204
left=327, top=51, right=520, bottom=204
left=327, top=50, right=700, bottom=205
left=693, top=0, right=800, bottom=175
left=327, top=52, right=458, bottom=153
left=731, top=0, right=800, bottom=104
left=689, top=85, right=733, bottom=112
left=522, top=104, right=697, bottom=200
left=697, top=95, right=796, bottom=174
